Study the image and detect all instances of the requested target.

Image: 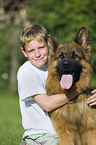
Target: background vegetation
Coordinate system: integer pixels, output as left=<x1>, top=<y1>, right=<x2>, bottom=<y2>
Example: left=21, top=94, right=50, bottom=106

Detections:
left=0, top=0, right=96, bottom=144
left=0, top=0, right=96, bottom=93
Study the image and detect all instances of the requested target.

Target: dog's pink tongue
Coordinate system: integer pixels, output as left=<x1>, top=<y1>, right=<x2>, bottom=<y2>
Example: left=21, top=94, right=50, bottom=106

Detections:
left=60, top=74, right=73, bottom=89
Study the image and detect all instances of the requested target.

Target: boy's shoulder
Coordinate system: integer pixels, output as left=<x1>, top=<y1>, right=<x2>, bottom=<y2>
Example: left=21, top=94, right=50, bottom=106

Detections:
left=17, top=61, right=32, bottom=78
left=18, top=61, right=31, bottom=72
left=17, top=61, right=48, bottom=80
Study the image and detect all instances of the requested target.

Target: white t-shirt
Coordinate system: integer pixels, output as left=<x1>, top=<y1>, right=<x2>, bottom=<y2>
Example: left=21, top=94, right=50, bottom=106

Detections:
left=17, top=61, right=56, bottom=138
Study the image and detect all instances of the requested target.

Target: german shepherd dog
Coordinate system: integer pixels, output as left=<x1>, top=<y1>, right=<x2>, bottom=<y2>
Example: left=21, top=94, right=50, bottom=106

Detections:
left=46, top=26, right=96, bottom=145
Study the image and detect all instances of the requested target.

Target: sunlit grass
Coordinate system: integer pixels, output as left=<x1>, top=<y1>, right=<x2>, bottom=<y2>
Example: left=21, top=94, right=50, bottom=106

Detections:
left=0, top=92, right=24, bottom=145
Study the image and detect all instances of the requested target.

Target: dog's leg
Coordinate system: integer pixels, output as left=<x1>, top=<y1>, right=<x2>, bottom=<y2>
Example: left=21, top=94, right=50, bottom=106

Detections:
left=56, top=124, right=81, bottom=145
left=79, top=110, right=96, bottom=145
left=80, top=126, right=96, bottom=145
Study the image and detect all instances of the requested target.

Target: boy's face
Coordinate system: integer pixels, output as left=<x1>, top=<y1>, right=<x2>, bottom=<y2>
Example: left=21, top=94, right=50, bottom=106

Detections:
left=22, top=39, right=48, bottom=68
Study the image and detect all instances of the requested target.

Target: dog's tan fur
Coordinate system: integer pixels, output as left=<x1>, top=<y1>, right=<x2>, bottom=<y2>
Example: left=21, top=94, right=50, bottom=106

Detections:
left=46, top=26, right=96, bottom=145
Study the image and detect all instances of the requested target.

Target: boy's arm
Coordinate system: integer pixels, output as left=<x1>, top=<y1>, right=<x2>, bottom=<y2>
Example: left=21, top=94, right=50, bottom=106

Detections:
left=33, top=91, right=81, bottom=112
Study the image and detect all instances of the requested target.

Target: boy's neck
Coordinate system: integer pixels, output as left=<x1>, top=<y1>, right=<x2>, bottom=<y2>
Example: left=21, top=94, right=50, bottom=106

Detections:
left=30, top=61, right=48, bottom=71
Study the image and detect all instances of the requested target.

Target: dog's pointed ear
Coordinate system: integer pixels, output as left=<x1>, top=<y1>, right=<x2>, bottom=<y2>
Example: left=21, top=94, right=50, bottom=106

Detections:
left=47, top=34, right=58, bottom=56
left=74, top=26, right=91, bottom=62
left=73, top=26, right=90, bottom=48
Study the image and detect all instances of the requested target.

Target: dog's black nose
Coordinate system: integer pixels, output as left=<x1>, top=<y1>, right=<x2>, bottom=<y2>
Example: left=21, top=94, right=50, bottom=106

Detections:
left=63, top=60, right=72, bottom=66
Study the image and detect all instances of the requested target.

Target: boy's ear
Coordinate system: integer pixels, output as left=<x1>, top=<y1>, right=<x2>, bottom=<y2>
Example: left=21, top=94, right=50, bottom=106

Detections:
left=21, top=47, right=28, bottom=57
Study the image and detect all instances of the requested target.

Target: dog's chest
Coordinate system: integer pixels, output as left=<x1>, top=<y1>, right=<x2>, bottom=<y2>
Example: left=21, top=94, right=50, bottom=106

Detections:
left=49, top=95, right=88, bottom=125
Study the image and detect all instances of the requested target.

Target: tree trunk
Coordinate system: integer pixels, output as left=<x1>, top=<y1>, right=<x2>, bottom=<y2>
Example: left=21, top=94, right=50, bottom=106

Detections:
left=9, top=28, right=20, bottom=93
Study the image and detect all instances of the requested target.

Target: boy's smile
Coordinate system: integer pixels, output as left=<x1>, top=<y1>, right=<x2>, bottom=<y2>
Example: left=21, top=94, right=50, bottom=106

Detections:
left=22, top=39, right=48, bottom=68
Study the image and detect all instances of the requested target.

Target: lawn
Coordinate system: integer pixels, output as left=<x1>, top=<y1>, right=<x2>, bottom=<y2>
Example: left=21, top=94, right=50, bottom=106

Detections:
left=0, top=92, right=24, bottom=145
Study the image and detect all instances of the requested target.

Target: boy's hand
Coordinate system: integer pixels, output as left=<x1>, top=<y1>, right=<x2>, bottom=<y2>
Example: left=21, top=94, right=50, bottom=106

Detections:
left=87, top=89, right=96, bottom=106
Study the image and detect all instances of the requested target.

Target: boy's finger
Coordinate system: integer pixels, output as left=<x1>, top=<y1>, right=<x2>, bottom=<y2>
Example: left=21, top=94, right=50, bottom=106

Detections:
left=91, top=89, right=96, bottom=94
left=87, top=97, right=96, bottom=104
left=87, top=94, right=95, bottom=100
left=89, top=102, right=96, bottom=106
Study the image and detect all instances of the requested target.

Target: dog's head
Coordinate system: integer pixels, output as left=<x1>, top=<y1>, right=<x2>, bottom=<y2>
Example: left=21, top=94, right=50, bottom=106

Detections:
left=48, top=26, right=92, bottom=91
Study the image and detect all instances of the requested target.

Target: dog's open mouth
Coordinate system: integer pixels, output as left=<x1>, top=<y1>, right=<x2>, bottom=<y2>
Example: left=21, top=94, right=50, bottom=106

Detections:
left=57, top=60, right=82, bottom=90
left=60, top=74, right=73, bottom=90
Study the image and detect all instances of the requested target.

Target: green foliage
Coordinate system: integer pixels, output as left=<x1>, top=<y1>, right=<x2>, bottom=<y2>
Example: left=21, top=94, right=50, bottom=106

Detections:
left=27, top=0, right=96, bottom=43
left=0, top=92, right=24, bottom=145
left=0, top=27, right=10, bottom=89
left=0, top=0, right=96, bottom=90
left=27, top=0, right=96, bottom=87
left=0, top=25, right=24, bottom=91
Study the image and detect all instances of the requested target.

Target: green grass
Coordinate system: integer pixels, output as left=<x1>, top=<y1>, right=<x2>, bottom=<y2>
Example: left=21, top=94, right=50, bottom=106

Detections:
left=0, top=92, right=24, bottom=145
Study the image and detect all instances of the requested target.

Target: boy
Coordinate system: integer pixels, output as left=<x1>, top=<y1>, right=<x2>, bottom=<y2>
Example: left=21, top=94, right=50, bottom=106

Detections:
left=17, top=24, right=96, bottom=145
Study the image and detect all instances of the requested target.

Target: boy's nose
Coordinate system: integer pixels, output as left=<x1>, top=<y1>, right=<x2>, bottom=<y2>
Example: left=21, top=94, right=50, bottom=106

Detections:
left=35, top=49, right=41, bottom=57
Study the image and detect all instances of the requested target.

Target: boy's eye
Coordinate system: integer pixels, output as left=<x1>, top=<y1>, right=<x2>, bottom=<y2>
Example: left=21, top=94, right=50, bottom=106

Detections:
left=28, top=49, right=34, bottom=52
left=39, top=46, right=45, bottom=49
left=27, top=45, right=46, bottom=53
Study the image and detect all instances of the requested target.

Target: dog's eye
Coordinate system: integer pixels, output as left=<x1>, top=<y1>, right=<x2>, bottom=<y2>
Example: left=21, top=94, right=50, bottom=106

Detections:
left=73, top=54, right=78, bottom=58
left=58, top=53, right=64, bottom=59
left=72, top=52, right=80, bottom=59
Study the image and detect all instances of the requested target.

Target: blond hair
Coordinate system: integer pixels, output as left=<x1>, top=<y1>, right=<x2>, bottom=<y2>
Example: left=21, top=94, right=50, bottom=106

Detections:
left=20, top=24, right=58, bottom=52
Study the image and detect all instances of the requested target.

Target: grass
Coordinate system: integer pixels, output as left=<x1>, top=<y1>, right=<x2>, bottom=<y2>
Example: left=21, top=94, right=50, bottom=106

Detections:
left=0, top=91, right=24, bottom=145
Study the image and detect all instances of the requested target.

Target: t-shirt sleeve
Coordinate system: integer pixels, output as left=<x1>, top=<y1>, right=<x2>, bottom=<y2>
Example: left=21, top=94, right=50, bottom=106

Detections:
left=17, top=69, right=46, bottom=101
